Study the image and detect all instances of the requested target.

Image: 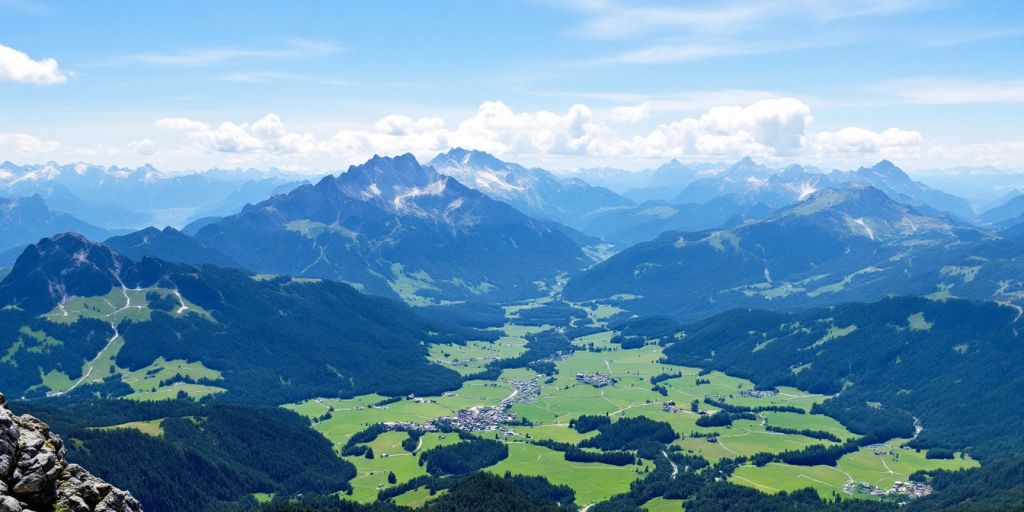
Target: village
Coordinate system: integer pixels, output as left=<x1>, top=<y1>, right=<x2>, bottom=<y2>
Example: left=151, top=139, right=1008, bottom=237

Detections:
left=843, top=480, right=934, bottom=500
left=575, top=372, right=612, bottom=387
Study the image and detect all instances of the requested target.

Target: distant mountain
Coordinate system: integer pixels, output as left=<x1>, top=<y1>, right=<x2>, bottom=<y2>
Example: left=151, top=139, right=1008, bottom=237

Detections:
left=981, top=193, right=1024, bottom=225
left=183, top=178, right=309, bottom=223
left=585, top=158, right=976, bottom=245
left=673, top=158, right=975, bottom=221
left=105, top=226, right=242, bottom=269
left=0, top=233, right=470, bottom=402
left=564, top=186, right=1016, bottom=320
left=589, top=160, right=838, bottom=246
left=582, top=195, right=774, bottom=246
left=0, top=161, right=306, bottom=230
left=181, top=216, right=222, bottom=235
left=914, top=166, right=1024, bottom=207
left=428, top=148, right=632, bottom=230
left=623, top=160, right=722, bottom=202
left=0, top=194, right=112, bottom=253
left=27, top=183, right=153, bottom=228
left=192, top=154, right=589, bottom=303
left=998, top=213, right=1024, bottom=231
left=567, top=166, right=652, bottom=195
left=673, top=157, right=787, bottom=204
left=848, top=160, right=976, bottom=220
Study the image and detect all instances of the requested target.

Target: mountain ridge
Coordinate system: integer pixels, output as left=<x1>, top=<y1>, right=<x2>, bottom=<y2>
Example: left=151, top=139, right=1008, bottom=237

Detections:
left=564, top=185, right=1013, bottom=319
left=191, top=153, right=589, bottom=303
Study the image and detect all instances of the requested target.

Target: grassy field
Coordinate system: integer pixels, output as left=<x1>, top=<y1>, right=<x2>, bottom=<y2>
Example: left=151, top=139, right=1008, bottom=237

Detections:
left=642, top=497, right=685, bottom=512
left=283, top=331, right=869, bottom=508
left=277, top=302, right=977, bottom=510
left=34, top=286, right=215, bottom=395
left=392, top=487, right=445, bottom=508
left=94, top=418, right=166, bottom=437
left=343, top=431, right=459, bottom=502
left=731, top=440, right=978, bottom=499
left=427, top=323, right=535, bottom=376
left=485, top=443, right=648, bottom=506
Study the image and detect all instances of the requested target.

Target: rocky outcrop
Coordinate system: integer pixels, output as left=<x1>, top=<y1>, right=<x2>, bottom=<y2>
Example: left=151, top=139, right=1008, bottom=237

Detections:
left=0, top=392, right=142, bottom=512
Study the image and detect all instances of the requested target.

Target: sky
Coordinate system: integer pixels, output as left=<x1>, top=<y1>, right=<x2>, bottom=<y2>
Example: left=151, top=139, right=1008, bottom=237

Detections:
left=0, top=0, right=1022, bottom=175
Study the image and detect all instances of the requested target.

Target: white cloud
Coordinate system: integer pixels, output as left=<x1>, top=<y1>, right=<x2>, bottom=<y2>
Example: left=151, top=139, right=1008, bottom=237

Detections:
left=148, top=97, right=1020, bottom=171
left=128, top=138, right=156, bottom=156
left=563, top=0, right=943, bottom=40
left=0, top=132, right=58, bottom=153
left=882, top=78, right=1024, bottom=104
left=157, top=112, right=449, bottom=164
left=156, top=114, right=317, bottom=154
left=119, top=39, right=343, bottom=66
left=611, top=103, right=650, bottom=123
left=374, top=115, right=445, bottom=136
left=811, top=127, right=923, bottom=155
left=0, top=44, right=67, bottom=84
left=449, top=101, right=605, bottom=155
left=621, top=97, right=814, bottom=159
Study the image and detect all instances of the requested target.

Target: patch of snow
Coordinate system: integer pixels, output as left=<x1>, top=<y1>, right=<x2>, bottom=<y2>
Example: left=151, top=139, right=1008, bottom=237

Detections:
left=853, top=217, right=875, bottom=240
left=798, top=182, right=817, bottom=201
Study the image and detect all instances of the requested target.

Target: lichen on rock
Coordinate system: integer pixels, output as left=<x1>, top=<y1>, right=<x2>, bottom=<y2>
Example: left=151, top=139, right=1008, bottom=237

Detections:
left=0, top=392, right=142, bottom=512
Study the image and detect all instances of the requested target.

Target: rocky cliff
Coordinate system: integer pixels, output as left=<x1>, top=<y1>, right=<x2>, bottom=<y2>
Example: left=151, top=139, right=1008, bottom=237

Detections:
left=0, top=392, right=142, bottom=512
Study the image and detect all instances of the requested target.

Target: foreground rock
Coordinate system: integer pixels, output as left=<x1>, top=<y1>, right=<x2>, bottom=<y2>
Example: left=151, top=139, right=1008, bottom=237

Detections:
left=0, top=392, right=142, bottom=512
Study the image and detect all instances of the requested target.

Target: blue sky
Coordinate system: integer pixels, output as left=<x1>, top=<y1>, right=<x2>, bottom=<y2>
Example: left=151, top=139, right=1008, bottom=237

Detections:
left=0, top=0, right=1022, bottom=173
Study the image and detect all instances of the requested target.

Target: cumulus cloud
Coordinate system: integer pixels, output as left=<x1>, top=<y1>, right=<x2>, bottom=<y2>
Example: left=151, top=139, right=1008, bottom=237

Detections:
left=0, top=132, right=59, bottom=153
left=811, top=127, right=923, bottom=155
left=149, top=97, right=980, bottom=169
left=449, top=101, right=605, bottom=155
left=128, top=138, right=156, bottom=156
left=157, top=112, right=449, bottom=163
left=0, top=44, right=67, bottom=84
left=156, top=114, right=317, bottom=154
left=621, top=97, right=814, bottom=159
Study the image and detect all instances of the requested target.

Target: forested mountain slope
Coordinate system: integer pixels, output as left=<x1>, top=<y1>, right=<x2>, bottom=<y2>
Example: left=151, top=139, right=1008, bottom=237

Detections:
left=0, top=233, right=471, bottom=403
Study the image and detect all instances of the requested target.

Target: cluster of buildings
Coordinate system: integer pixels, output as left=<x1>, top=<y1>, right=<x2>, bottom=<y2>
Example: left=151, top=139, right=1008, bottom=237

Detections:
left=888, top=480, right=934, bottom=499
left=738, top=389, right=778, bottom=398
left=381, top=405, right=517, bottom=433
left=441, top=405, right=517, bottom=431
left=501, top=378, right=540, bottom=408
left=843, top=480, right=933, bottom=500
left=576, top=372, right=611, bottom=387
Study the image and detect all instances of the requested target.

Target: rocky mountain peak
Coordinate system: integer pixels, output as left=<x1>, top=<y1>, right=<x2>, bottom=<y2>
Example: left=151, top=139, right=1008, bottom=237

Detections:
left=860, top=159, right=910, bottom=182
left=0, top=233, right=161, bottom=315
left=431, top=148, right=509, bottom=171
left=334, top=153, right=445, bottom=203
left=0, top=391, right=143, bottom=512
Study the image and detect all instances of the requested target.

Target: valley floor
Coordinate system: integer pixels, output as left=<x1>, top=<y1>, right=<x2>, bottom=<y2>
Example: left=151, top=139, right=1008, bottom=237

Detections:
left=277, top=297, right=976, bottom=509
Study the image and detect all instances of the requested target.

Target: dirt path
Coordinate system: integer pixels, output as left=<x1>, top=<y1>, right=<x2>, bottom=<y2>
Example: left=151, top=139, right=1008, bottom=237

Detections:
left=53, top=279, right=133, bottom=396
left=663, top=450, right=678, bottom=479
left=172, top=289, right=189, bottom=314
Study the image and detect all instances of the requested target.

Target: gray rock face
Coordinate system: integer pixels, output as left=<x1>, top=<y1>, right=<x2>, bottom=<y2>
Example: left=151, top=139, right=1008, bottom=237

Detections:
left=0, top=392, right=142, bottom=512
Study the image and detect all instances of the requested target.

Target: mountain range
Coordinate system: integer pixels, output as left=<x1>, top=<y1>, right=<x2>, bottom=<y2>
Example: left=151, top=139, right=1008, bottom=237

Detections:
left=187, top=153, right=590, bottom=303
left=0, top=194, right=112, bottom=255
left=428, top=148, right=632, bottom=231
left=582, top=159, right=977, bottom=246
left=980, top=193, right=1024, bottom=225
left=0, top=161, right=308, bottom=229
left=104, top=226, right=242, bottom=269
left=0, top=232, right=474, bottom=403
left=564, top=185, right=1021, bottom=319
